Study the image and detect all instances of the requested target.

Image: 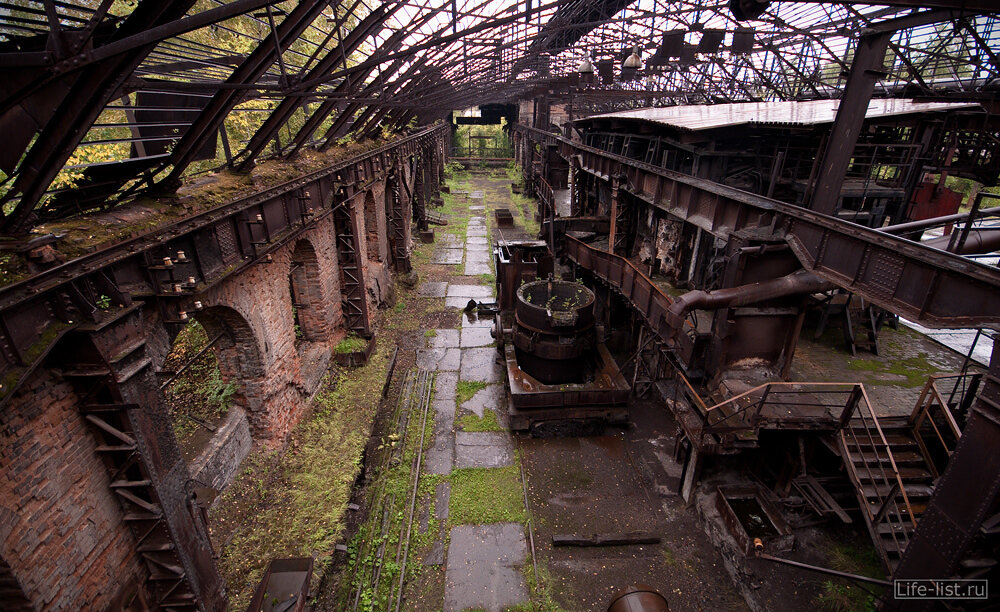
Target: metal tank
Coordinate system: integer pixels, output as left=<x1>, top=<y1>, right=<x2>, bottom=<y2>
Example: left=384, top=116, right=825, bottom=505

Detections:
left=512, top=278, right=595, bottom=384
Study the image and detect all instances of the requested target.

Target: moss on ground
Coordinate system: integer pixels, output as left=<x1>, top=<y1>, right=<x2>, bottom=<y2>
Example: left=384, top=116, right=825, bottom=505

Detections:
left=456, top=408, right=502, bottom=432
left=456, top=380, right=488, bottom=406
left=448, top=465, right=527, bottom=526
left=847, top=352, right=938, bottom=388
left=210, top=336, right=394, bottom=610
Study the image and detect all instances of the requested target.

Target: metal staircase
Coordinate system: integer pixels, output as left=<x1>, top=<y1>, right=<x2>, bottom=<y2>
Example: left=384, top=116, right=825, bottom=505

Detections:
left=332, top=188, right=371, bottom=336
left=840, top=413, right=930, bottom=573
left=838, top=374, right=977, bottom=574
left=386, top=170, right=410, bottom=273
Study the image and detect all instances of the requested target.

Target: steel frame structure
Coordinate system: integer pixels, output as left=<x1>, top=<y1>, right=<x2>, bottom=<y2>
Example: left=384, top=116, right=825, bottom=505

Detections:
left=0, top=1, right=996, bottom=235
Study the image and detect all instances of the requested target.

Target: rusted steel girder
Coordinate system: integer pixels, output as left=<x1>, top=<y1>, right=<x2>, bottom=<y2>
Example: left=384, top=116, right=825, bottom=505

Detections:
left=0, top=124, right=448, bottom=406
left=806, top=29, right=893, bottom=216
left=234, top=3, right=396, bottom=172
left=516, top=125, right=1000, bottom=330
left=0, top=0, right=199, bottom=234
left=161, top=0, right=333, bottom=188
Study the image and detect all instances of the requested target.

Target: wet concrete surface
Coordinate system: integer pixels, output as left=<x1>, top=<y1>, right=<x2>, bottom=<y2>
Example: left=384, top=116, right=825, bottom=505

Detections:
left=461, top=311, right=494, bottom=328
left=426, top=398, right=456, bottom=475
left=443, top=523, right=528, bottom=612
left=416, top=347, right=462, bottom=371
left=424, top=483, right=451, bottom=566
left=445, top=296, right=478, bottom=309
left=431, top=248, right=464, bottom=265
left=520, top=400, right=750, bottom=612
left=460, top=347, right=504, bottom=383
left=455, top=432, right=514, bottom=468
left=428, top=328, right=460, bottom=349
left=446, top=284, right=493, bottom=299
left=459, top=326, right=494, bottom=348
left=790, top=322, right=981, bottom=417
left=418, top=281, right=449, bottom=297
left=463, top=260, right=492, bottom=275
left=459, top=383, right=504, bottom=417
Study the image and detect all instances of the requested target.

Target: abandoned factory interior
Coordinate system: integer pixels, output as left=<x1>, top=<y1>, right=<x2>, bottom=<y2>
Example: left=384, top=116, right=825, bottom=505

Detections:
left=3, top=0, right=1000, bottom=610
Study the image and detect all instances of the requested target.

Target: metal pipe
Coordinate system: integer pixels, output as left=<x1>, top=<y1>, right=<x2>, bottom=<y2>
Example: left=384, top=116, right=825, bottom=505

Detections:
left=756, top=551, right=891, bottom=587
left=665, top=269, right=833, bottom=329
left=922, top=228, right=1000, bottom=255
left=880, top=205, right=1000, bottom=235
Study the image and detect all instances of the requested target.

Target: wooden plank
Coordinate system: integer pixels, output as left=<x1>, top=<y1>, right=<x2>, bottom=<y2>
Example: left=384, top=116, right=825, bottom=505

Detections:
left=552, top=532, right=661, bottom=547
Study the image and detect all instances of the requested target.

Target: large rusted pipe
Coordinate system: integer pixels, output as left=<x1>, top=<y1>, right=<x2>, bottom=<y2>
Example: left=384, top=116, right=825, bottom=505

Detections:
left=921, top=228, right=1000, bottom=255
left=665, top=269, right=833, bottom=330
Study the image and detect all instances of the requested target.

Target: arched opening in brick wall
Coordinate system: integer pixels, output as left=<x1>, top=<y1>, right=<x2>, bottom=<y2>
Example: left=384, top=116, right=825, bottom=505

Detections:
left=363, top=190, right=383, bottom=262
left=159, top=306, right=262, bottom=468
left=289, top=239, right=326, bottom=344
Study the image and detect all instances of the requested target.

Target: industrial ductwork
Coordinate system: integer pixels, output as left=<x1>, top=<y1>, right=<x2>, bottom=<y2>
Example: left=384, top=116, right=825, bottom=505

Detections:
left=665, top=269, right=834, bottom=330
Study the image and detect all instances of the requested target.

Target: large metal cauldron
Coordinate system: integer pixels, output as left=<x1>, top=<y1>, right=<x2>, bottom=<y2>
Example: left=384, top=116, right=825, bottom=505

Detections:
left=513, top=279, right=595, bottom=384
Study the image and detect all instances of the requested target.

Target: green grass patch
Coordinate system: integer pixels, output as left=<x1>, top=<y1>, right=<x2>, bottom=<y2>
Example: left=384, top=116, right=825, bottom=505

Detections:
left=814, top=542, right=885, bottom=612
left=457, top=408, right=503, bottom=432
left=456, top=380, right=489, bottom=405
left=449, top=465, right=527, bottom=526
left=848, top=352, right=937, bottom=388
left=517, top=557, right=571, bottom=612
left=333, top=333, right=368, bottom=354
left=212, top=340, right=394, bottom=610
left=478, top=273, right=496, bottom=288
left=424, top=329, right=437, bottom=338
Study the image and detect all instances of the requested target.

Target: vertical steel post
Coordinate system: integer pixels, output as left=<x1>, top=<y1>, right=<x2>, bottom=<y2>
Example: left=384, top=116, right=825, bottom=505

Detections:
left=806, top=30, right=892, bottom=216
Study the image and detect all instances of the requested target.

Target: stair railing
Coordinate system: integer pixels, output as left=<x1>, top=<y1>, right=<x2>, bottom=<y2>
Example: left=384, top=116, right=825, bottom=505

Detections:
left=909, top=374, right=973, bottom=476
left=839, top=385, right=917, bottom=569
left=701, top=381, right=865, bottom=436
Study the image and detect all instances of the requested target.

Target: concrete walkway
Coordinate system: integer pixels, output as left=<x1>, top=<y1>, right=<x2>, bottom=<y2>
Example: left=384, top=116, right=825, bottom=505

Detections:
left=415, top=173, right=528, bottom=612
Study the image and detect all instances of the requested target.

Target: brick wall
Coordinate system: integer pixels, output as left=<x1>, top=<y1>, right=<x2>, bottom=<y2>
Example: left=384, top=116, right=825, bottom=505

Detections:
left=0, top=370, right=145, bottom=610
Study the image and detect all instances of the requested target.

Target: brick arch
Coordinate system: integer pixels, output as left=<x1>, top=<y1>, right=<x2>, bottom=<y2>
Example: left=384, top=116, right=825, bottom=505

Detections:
left=194, top=305, right=265, bottom=399
left=289, top=238, right=328, bottom=342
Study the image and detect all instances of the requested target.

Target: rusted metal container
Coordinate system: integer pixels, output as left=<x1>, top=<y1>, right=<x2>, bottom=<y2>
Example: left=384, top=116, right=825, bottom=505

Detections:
left=715, top=484, right=793, bottom=556
left=246, top=557, right=313, bottom=612
left=606, top=584, right=670, bottom=612
left=513, top=279, right=595, bottom=384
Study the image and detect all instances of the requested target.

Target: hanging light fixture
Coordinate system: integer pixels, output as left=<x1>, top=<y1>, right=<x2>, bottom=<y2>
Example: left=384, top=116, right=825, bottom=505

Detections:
left=623, top=46, right=643, bottom=70
left=621, top=46, right=642, bottom=80
left=578, top=56, right=595, bottom=85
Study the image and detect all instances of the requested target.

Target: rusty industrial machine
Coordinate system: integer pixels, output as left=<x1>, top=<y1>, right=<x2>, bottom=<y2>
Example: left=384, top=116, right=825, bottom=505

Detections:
left=493, top=239, right=629, bottom=431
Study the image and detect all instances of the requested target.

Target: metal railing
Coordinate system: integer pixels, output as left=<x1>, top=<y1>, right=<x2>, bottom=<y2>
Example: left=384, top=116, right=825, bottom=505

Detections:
left=449, top=146, right=513, bottom=159
left=909, top=373, right=976, bottom=476
left=536, top=176, right=553, bottom=213
left=701, top=381, right=867, bottom=434
left=839, top=384, right=917, bottom=570
left=681, top=375, right=917, bottom=569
